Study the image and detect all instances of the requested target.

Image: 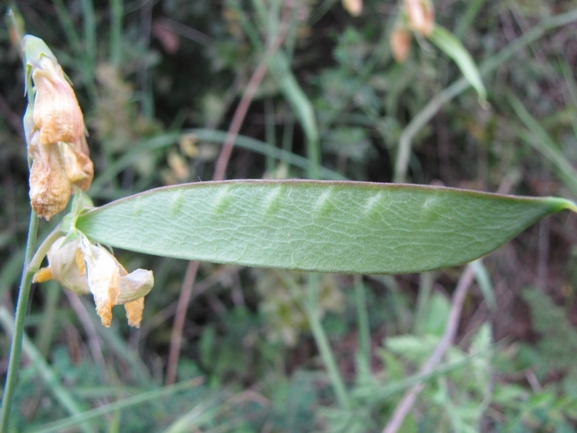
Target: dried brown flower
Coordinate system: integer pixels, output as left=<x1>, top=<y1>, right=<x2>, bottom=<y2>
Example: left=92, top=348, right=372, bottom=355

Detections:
left=23, top=35, right=94, bottom=220
left=404, top=0, right=435, bottom=37
left=391, top=26, right=412, bottom=63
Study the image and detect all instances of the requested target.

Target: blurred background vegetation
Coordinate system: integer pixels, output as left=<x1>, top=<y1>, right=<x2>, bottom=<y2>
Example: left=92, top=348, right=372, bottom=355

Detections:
left=1, top=0, right=577, bottom=431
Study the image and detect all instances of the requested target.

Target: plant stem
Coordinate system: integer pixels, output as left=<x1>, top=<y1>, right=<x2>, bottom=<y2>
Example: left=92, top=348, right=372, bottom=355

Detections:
left=354, top=275, right=370, bottom=368
left=393, top=8, right=577, bottom=183
left=0, top=210, right=39, bottom=431
left=305, top=274, right=350, bottom=410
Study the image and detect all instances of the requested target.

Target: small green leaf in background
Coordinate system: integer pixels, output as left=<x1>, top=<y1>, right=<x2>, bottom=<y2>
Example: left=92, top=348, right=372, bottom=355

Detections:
left=76, top=180, right=575, bottom=274
left=429, top=25, right=487, bottom=103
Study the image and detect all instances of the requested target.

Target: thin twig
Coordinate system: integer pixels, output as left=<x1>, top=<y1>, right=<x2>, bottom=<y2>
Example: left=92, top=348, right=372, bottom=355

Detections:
left=382, top=181, right=512, bottom=433
left=65, top=291, right=108, bottom=381
left=165, top=260, right=200, bottom=385
left=137, top=266, right=240, bottom=341
left=213, top=24, right=289, bottom=182
left=382, top=264, right=476, bottom=433
left=393, top=9, right=577, bottom=183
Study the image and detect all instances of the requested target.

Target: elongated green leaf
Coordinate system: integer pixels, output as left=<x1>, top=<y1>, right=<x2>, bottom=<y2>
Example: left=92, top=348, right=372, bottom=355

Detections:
left=429, top=25, right=487, bottom=102
left=76, top=180, right=575, bottom=274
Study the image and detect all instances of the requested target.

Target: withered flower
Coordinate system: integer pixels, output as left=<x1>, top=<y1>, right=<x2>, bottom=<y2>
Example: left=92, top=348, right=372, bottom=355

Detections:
left=391, top=26, right=412, bottom=63
left=342, top=0, right=362, bottom=17
left=34, top=236, right=154, bottom=328
left=404, top=0, right=435, bottom=37
left=29, top=52, right=85, bottom=145
left=23, top=35, right=93, bottom=220
left=27, top=133, right=74, bottom=221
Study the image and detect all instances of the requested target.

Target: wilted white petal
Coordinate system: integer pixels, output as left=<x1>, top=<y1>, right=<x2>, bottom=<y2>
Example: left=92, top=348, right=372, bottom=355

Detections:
left=80, top=237, right=121, bottom=327
left=33, top=236, right=89, bottom=295
left=117, top=269, right=154, bottom=304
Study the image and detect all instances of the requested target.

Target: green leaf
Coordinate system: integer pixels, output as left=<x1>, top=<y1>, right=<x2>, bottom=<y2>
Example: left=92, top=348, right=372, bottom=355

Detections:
left=429, top=25, right=487, bottom=103
left=76, top=180, right=575, bottom=274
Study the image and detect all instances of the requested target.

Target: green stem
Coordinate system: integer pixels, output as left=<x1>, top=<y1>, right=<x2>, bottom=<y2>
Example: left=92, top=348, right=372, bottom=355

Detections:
left=0, top=210, right=39, bottom=431
left=281, top=273, right=350, bottom=409
left=354, top=275, right=370, bottom=368
left=305, top=274, right=350, bottom=409
left=109, top=0, right=124, bottom=66
left=414, top=272, right=434, bottom=335
left=28, top=227, right=64, bottom=274
left=393, top=8, right=577, bottom=183
left=0, top=307, right=92, bottom=433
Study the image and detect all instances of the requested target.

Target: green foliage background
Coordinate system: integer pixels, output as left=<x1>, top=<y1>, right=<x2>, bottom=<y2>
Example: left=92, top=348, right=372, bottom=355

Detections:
left=1, top=0, right=577, bottom=431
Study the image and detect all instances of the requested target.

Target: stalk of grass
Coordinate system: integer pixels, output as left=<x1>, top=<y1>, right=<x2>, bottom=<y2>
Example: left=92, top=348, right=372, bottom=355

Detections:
left=234, top=0, right=321, bottom=179
left=109, top=0, right=124, bottom=66
left=509, top=93, right=577, bottom=196
left=51, top=0, right=83, bottom=58
left=80, top=0, right=96, bottom=72
left=561, top=63, right=577, bottom=139
left=283, top=273, right=350, bottom=409
left=26, top=378, right=204, bottom=433
left=453, top=0, right=488, bottom=40
left=354, top=275, right=371, bottom=369
left=90, top=130, right=345, bottom=196
left=0, top=306, right=93, bottom=433
left=269, top=52, right=321, bottom=179
left=470, top=259, right=496, bottom=310
left=394, top=8, right=577, bottom=183
left=51, top=0, right=97, bottom=99
left=0, top=251, right=24, bottom=300
left=87, top=297, right=154, bottom=386
left=0, top=212, right=39, bottom=431
left=414, top=272, right=434, bottom=335
left=306, top=274, right=350, bottom=409
left=264, top=99, right=277, bottom=175
left=34, top=280, right=62, bottom=357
